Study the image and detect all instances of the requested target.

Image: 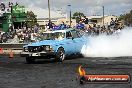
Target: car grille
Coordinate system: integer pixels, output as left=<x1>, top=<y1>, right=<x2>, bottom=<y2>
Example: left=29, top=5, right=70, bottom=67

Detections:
left=28, top=46, right=42, bottom=52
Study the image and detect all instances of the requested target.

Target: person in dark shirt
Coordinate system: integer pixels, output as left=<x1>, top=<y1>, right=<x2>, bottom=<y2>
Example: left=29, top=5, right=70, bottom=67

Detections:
left=52, top=23, right=59, bottom=30
left=84, top=16, right=89, bottom=24
left=110, top=18, right=115, bottom=29
left=76, top=20, right=85, bottom=30
left=0, top=2, right=5, bottom=11
left=60, top=21, right=67, bottom=30
left=47, top=20, right=53, bottom=29
left=110, top=18, right=115, bottom=26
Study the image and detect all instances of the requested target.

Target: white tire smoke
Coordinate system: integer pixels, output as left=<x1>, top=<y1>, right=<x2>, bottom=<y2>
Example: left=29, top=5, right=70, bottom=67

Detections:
left=81, top=27, right=132, bottom=57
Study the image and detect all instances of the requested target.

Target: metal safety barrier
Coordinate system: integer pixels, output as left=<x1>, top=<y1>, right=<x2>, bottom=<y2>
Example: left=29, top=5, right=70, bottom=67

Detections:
left=0, top=43, right=28, bottom=56
left=0, top=43, right=27, bottom=48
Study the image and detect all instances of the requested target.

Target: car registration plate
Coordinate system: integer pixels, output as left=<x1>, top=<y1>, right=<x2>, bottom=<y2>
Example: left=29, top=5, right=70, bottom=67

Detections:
left=32, top=53, right=38, bottom=56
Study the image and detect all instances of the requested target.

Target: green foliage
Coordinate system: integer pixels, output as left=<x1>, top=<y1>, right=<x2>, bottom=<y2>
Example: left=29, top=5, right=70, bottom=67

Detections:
left=26, top=11, right=37, bottom=27
left=119, top=10, right=132, bottom=26
left=72, top=12, right=85, bottom=23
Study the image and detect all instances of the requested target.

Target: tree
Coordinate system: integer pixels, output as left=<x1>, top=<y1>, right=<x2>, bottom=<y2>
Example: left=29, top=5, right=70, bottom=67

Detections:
left=119, top=10, right=132, bottom=26
left=72, top=12, right=85, bottom=23
left=26, top=11, right=37, bottom=27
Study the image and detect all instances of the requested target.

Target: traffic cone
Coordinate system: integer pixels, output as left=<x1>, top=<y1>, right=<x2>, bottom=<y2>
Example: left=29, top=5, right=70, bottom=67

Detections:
left=0, top=48, right=3, bottom=58
left=0, top=48, right=3, bottom=54
left=9, top=49, right=14, bottom=58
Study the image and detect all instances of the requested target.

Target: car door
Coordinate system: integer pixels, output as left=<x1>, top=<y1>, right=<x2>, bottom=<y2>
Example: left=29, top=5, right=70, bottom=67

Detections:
left=63, top=31, right=75, bottom=55
left=70, top=30, right=84, bottom=53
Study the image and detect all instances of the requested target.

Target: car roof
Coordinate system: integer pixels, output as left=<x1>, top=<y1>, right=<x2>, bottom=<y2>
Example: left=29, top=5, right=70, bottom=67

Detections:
left=43, top=28, right=74, bottom=33
left=43, top=31, right=54, bottom=33
left=53, top=28, right=74, bottom=32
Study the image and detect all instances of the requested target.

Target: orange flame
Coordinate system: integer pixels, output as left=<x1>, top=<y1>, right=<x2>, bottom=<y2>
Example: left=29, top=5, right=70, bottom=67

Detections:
left=78, top=66, right=86, bottom=76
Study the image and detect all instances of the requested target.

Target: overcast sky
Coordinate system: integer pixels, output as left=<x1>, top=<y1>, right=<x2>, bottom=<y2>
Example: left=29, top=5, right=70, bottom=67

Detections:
left=1, top=0, right=132, bottom=16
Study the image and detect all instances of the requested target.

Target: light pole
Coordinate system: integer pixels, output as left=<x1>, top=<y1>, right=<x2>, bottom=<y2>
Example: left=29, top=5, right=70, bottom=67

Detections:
left=48, top=0, right=51, bottom=21
left=102, top=6, right=104, bottom=27
left=68, top=4, right=71, bottom=27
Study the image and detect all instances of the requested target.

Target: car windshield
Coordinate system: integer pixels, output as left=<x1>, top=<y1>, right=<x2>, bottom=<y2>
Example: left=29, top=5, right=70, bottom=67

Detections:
left=37, top=32, right=65, bottom=40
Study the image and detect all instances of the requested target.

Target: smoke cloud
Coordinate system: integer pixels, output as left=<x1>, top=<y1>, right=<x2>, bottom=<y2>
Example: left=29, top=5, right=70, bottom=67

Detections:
left=81, top=27, right=132, bottom=57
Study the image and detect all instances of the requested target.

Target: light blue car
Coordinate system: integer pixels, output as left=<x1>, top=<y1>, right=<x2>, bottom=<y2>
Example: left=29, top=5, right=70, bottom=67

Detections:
left=20, top=28, right=87, bottom=63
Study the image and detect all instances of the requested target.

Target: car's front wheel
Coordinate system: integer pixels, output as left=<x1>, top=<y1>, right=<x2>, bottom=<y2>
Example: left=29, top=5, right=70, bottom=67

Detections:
left=26, top=57, right=35, bottom=64
left=55, top=48, right=65, bottom=62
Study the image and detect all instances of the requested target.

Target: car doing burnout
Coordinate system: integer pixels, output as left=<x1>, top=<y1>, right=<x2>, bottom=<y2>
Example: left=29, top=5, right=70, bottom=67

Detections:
left=20, top=28, right=87, bottom=63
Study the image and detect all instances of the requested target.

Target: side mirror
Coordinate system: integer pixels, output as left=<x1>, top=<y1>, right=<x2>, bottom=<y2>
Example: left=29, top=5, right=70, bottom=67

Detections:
left=72, top=37, right=74, bottom=40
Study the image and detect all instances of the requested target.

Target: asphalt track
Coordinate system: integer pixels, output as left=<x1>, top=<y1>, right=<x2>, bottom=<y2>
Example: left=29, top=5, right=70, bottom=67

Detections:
left=0, top=56, right=132, bottom=88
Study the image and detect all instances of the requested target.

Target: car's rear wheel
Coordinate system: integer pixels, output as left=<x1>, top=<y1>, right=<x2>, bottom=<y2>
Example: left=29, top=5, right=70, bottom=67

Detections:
left=55, top=48, right=65, bottom=62
left=26, top=57, right=35, bottom=64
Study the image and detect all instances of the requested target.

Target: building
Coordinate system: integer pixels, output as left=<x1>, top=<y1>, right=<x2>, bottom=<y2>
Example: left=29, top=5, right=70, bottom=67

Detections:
left=25, top=7, right=70, bottom=26
left=0, top=3, right=27, bottom=32
left=37, top=17, right=76, bottom=27
left=87, top=15, right=117, bottom=27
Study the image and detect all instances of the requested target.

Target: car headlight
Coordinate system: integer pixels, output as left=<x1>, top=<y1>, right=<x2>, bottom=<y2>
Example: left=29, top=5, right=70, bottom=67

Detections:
left=34, top=48, right=38, bottom=51
left=38, top=46, right=42, bottom=52
left=23, top=47, right=28, bottom=52
left=45, top=46, right=50, bottom=51
left=42, top=45, right=53, bottom=51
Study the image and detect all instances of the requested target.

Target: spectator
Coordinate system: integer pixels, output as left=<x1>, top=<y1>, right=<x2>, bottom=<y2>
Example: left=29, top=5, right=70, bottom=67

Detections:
left=34, top=25, right=39, bottom=33
left=47, top=20, right=53, bottom=29
left=83, top=16, right=89, bottom=24
left=1, top=33, right=7, bottom=43
left=110, top=18, right=115, bottom=26
left=109, top=18, right=116, bottom=30
left=76, top=20, right=85, bottom=30
left=115, top=18, right=118, bottom=23
left=58, top=21, right=67, bottom=30
left=9, top=26, right=13, bottom=32
left=0, top=32, right=2, bottom=43
left=15, top=2, right=18, bottom=6
left=52, top=23, right=59, bottom=30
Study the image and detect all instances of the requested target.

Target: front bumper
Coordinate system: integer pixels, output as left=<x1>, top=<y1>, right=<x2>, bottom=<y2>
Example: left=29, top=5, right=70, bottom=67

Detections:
left=20, top=51, right=55, bottom=57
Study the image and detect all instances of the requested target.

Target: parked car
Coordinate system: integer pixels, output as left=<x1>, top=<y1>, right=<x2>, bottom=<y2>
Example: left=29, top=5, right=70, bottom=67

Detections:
left=20, top=28, right=87, bottom=63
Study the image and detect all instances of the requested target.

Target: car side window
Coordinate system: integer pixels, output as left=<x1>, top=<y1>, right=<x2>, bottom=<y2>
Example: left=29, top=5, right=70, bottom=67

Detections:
left=71, top=30, right=80, bottom=38
left=66, top=31, right=72, bottom=39
left=76, top=30, right=83, bottom=37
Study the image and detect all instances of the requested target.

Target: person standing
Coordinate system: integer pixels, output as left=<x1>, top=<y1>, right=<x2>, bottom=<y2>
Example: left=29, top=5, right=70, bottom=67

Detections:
left=110, top=18, right=115, bottom=29
left=110, top=18, right=115, bottom=26
left=76, top=20, right=85, bottom=30
left=47, top=20, right=53, bottom=29
left=83, top=16, right=89, bottom=24
left=60, top=21, right=67, bottom=30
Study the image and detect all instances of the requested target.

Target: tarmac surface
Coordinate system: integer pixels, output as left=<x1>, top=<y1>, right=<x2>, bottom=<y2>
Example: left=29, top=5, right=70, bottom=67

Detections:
left=0, top=56, right=132, bottom=88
